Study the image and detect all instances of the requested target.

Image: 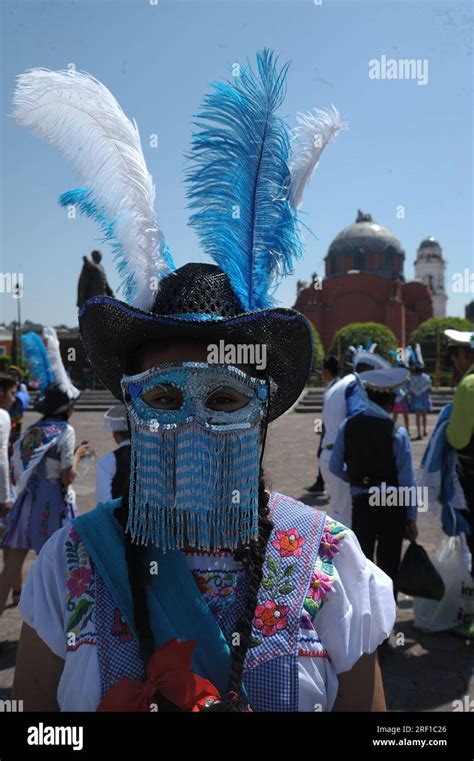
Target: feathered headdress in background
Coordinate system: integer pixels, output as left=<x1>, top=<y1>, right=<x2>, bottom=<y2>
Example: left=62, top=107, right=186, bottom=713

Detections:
left=21, top=327, right=80, bottom=401
left=349, top=340, right=391, bottom=370
left=13, top=51, right=344, bottom=420
left=404, top=343, right=424, bottom=368
left=21, top=332, right=55, bottom=392
left=42, top=327, right=80, bottom=399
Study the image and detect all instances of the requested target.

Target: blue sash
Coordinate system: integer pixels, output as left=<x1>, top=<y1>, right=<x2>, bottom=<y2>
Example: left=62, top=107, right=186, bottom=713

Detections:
left=73, top=501, right=233, bottom=695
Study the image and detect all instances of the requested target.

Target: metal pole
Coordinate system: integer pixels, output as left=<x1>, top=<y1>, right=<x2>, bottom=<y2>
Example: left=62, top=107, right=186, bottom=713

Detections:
left=17, top=294, right=22, bottom=368
left=434, top=328, right=441, bottom=389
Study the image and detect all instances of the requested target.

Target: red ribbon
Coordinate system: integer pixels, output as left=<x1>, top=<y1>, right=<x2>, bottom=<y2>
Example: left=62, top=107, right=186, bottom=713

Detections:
left=97, top=638, right=220, bottom=712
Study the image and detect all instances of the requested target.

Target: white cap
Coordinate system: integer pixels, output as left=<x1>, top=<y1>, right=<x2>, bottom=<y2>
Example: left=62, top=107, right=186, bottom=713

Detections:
left=358, top=367, right=410, bottom=391
left=104, top=404, right=129, bottom=432
left=444, top=329, right=474, bottom=348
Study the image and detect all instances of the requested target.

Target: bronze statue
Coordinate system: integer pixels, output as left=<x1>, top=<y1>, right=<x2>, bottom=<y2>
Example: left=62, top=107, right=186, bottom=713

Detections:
left=77, top=250, right=114, bottom=308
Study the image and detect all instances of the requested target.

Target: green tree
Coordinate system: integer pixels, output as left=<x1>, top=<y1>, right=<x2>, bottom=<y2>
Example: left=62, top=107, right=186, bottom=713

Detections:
left=328, top=322, right=398, bottom=374
left=409, top=317, right=474, bottom=386
left=0, top=356, right=12, bottom=372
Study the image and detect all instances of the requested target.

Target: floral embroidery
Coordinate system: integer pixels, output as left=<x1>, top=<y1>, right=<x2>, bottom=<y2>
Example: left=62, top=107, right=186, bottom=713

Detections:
left=319, top=531, right=338, bottom=559
left=303, top=518, right=346, bottom=622
left=255, top=529, right=304, bottom=642
left=307, top=571, right=332, bottom=603
left=261, top=556, right=297, bottom=597
left=65, top=526, right=95, bottom=649
left=191, top=569, right=243, bottom=616
left=254, top=601, right=289, bottom=637
left=67, top=565, right=93, bottom=597
left=271, top=528, right=305, bottom=558
left=111, top=609, right=133, bottom=644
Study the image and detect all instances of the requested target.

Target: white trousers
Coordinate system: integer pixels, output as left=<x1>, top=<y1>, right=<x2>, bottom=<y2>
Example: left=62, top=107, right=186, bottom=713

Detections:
left=319, top=449, right=353, bottom=528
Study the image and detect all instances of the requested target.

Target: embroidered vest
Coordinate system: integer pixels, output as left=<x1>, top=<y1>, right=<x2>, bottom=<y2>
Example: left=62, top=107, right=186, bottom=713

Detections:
left=64, top=494, right=350, bottom=711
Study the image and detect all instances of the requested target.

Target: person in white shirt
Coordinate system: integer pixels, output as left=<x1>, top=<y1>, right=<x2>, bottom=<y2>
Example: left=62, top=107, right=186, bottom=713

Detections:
left=0, top=373, right=21, bottom=606
left=0, top=383, right=89, bottom=619
left=319, top=372, right=356, bottom=527
left=0, top=373, right=17, bottom=521
left=307, top=355, right=340, bottom=495
left=319, top=343, right=392, bottom=527
left=95, top=405, right=131, bottom=503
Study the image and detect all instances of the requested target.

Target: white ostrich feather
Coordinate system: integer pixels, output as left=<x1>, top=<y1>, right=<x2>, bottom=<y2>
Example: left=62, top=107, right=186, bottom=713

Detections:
left=43, top=327, right=80, bottom=400
left=289, top=105, right=346, bottom=209
left=13, top=68, right=173, bottom=310
left=415, top=342, right=424, bottom=366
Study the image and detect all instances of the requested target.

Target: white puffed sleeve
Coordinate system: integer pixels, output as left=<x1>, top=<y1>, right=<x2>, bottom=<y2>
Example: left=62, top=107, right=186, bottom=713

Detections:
left=59, top=425, right=76, bottom=469
left=18, top=526, right=69, bottom=659
left=0, top=410, right=11, bottom=503
left=314, top=525, right=396, bottom=674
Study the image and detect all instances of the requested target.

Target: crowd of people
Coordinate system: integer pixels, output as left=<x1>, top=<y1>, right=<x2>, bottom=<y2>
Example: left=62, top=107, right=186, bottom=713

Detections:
left=309, top=335, right=473, bottom=642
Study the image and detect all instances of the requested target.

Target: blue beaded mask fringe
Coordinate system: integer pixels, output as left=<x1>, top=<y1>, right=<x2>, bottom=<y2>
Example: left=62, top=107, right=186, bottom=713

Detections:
left=121, top=363, right=274, bottom=551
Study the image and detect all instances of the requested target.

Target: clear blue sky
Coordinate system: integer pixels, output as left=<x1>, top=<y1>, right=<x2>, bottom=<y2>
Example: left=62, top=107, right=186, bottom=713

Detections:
left=1, top=0, right=473, bottom=327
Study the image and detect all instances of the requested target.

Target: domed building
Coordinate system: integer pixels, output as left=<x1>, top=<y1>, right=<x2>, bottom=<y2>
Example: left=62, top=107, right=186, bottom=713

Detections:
left=414, top=237, right=447, bottom=317
left=325, top=210, right=405, bottom=279
left=294, top=210, right=433, bottom=349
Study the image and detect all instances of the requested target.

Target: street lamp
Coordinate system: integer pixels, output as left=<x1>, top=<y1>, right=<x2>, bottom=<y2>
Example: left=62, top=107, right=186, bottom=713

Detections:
left=13, top=280, right=23, bottom=367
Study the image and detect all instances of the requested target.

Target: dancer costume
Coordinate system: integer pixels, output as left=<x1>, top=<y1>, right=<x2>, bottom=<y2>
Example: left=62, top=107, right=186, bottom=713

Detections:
left=329, top=368, right=418, bottom=594
left=407, top=345, right=432, bottom=413
left=319, top=342, right=391, bottom=527
left=3, top=328, right=80, bottom=554
left=389, top=348, right=411, bottom=417
left=15, top=53, right=394, bottom=711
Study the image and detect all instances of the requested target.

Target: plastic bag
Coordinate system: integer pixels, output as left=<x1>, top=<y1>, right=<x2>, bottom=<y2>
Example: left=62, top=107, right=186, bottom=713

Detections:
left=397, top=541, right=445, bottom=601
left=414, top=535, right=472, bottom=632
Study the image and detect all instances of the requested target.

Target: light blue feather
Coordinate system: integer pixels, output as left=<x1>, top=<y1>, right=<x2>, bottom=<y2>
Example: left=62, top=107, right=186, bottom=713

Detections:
left=186, top=49, right=302, bottom=311
left=407, top=345, right=418, bottom=366
left=21, top=333, right=54, bottom=392
left=59, top=189, right=175, bottom=305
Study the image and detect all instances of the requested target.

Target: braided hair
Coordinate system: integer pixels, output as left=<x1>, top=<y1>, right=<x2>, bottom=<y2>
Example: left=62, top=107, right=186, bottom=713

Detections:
left=205, top=471, right=273, bottom=711
left=114, top=468, right=273, bottom=712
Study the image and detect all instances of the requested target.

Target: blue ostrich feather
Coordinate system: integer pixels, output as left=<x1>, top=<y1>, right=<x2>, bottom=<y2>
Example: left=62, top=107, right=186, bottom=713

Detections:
left=186, top=49, right=302, bottom=312
left=59, top=188, right=175, bottom=306
left=21, top=332, right=54, bottom=392
left=407, top=345, right=418, bottom=365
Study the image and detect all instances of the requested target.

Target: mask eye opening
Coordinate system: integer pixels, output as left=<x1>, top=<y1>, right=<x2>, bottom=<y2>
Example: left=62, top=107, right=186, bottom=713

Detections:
left=141, top=383, right=184, bottom=410
left=204, top=386, right=252, bottom=412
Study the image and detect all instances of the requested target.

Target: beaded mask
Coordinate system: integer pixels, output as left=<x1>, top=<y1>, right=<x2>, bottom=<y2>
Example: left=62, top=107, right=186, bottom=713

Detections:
left=121, top=362, right=272, bottom=551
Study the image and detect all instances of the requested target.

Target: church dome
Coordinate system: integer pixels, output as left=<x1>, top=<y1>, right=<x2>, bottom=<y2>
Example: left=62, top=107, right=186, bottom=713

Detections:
left=325, top=210, right=405, bottom=279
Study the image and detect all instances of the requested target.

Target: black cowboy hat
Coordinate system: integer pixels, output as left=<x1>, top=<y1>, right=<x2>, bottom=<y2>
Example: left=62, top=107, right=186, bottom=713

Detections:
left=79, top=263, right=313, bottom=422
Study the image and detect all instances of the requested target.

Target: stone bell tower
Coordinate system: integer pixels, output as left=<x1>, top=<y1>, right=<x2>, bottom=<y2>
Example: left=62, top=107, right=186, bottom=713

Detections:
left=414, top=237, right=447, bottom=317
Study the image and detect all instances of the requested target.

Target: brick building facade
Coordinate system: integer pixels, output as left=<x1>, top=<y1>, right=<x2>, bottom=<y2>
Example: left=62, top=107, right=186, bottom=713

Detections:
left=294, top=211, right=433, bottom=349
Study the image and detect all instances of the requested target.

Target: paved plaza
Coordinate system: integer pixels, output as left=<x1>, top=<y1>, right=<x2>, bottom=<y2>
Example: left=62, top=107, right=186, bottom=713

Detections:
left=0, top=408, right=472, bottom=711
